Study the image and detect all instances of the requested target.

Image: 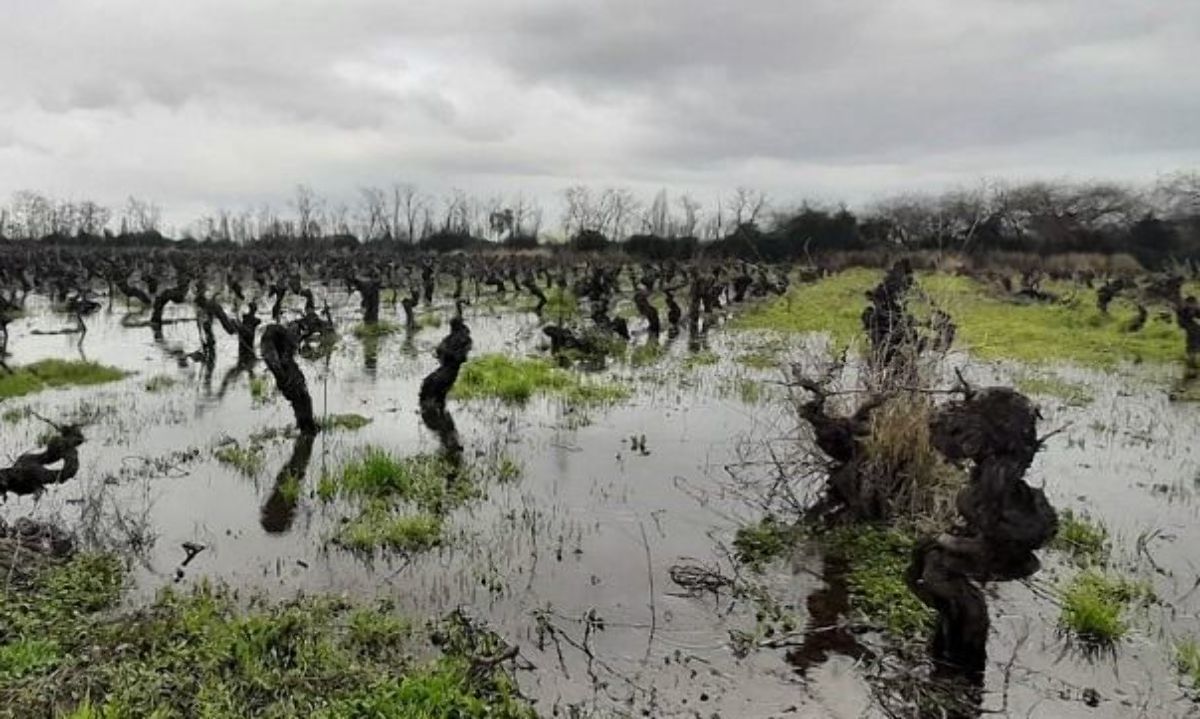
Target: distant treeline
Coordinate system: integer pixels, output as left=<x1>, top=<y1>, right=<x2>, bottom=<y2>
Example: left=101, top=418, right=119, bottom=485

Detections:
left=2, top=174, right=1198, bottom=267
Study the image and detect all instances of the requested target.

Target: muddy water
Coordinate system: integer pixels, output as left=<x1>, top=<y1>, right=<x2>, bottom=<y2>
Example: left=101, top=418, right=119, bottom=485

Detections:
left=3, top=293, right=1200, bottom=717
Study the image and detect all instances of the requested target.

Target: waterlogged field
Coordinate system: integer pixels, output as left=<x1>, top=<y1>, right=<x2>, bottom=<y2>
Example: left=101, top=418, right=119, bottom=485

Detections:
left=3, top=271, right=1200, bottom=717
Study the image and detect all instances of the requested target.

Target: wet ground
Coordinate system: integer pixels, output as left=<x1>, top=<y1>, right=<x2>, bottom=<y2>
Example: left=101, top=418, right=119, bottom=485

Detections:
left=3, top=290, right=1200, bottom=718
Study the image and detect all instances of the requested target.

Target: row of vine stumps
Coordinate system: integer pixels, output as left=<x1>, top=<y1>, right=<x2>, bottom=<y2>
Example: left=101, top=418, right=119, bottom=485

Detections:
left=3, top=253, right=1200, bottom=717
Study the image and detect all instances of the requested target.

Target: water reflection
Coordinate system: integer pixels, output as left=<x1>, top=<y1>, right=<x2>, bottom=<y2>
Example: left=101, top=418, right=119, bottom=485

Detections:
left=260, top=432, right=316, bottom=534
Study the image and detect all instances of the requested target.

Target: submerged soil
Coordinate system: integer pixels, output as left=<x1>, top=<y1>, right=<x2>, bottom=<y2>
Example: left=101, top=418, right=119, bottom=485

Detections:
left=2, top=284, right=1199, bottom=717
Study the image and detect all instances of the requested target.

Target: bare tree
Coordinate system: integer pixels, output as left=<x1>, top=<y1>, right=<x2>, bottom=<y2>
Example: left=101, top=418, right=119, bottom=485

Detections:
left=291, top=184, right=323, bottom=239
left=677, top=194, right=701, bottom=237
left=726, top=187, right=768, bottom=228
left=392, top=183, right=425, bottom=243
left=358, top=186, right=389, bottom=241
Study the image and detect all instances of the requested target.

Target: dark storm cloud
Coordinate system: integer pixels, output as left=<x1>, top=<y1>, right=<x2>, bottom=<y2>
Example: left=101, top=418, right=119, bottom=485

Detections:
left=0, top=0, right=1196, bottom=224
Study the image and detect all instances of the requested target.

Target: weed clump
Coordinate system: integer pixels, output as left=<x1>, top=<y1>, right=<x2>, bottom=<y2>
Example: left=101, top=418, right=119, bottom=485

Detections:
left=319, top=447, right=478, bottom=553
left=352, top=321, right=401, bottom=339
left=824, top=525, right=933, bottom=639
left=1175, top=639, right=1200, bottom=696
left=1059, top=570, right=1153, bottom=645
left=453, top=354, right=628, bottom=406
left=214, top=442, right=266, bottom=477
left=319, top=413, right=372, bottom=431
left=1049, top=509, right=1109, bottom=564
left=733, top=517, right=798, bottom=570
left=0, top=360, right=126, bottom=400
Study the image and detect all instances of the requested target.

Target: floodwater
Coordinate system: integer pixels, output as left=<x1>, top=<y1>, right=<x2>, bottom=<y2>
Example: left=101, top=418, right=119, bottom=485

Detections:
left=3, top=291, right=1200, bottom=718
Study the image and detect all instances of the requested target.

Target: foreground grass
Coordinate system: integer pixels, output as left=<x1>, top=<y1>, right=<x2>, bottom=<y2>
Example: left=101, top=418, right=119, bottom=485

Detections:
left=1058, top=570, right=1153, bottom=645
left=0, top=555, right=533, bottom=718
left=0, top=360, right=126, bottom=400
left=733, top=269, right=1189, bottom=368
left=452, top=354, right=629, bottom=406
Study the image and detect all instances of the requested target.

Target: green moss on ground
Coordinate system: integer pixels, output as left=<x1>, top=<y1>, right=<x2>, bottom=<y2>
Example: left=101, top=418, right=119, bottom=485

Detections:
left=453, top=354, right=628, bottom=406
left=0, top=360, right=127, bottom=400
left=0, top=555, right=533, bottom=718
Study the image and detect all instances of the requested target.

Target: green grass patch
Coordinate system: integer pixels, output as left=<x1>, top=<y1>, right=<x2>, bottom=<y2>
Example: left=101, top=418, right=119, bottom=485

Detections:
left=1059, top=570, right=1153, bottom=645
left=542, top=288, right=578, bottom=319
left=732, top=268, right=879, bottom=348
left=214, top=442, right=266, bottom=477
left=143, top=374, right=178, bottom=393
left=338, top=502, right=446, bottom=553
left=920, top=273, right=1187, bottom=368
left=319, top=447, right=480, bottom=553
left=248, top=375, right=271, bottom=403
left=1050, top=509, right=1110, bottom=564
left=453, top=354, right=629, bottom=406
left=319, top=413, right=372, bottom=431
left=0, top=360, right=126, bottom=400
left=824, top=525, right=933, bottom=639
left=628, top=341, right=668, bottom=367
left=0, top=555, right=532, bottom=717
left=0, top=639, right=60, bottom=681
left=1175, top=639, right=1200, bottom=695
left=352, top=320, right=401, bottom=339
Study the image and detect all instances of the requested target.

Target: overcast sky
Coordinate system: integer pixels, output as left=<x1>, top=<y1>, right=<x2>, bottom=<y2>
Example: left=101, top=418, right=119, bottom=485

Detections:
left=1, top=0, right=1197, bottom=231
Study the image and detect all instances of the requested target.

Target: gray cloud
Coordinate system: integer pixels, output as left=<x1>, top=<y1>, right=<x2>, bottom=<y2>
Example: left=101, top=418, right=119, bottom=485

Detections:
left=1, top=0, right=1197, bottom=228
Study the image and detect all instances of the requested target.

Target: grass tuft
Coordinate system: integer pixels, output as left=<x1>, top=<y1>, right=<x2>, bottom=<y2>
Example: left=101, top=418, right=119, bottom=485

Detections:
left=452, top=354, right=628, bottom=406
left=0, top=360, right=127, bottom=400
left=352, top=321, right=401, bottom=339
left=214, top=442, right=266, bottom=477
left=1050, top=509, right=1110, bottom=564
left=733, top=517, right=797, bottom=570
left=1059, top=570, right=1153, bottom=645
left=319, top=413, right=373, bottom=431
